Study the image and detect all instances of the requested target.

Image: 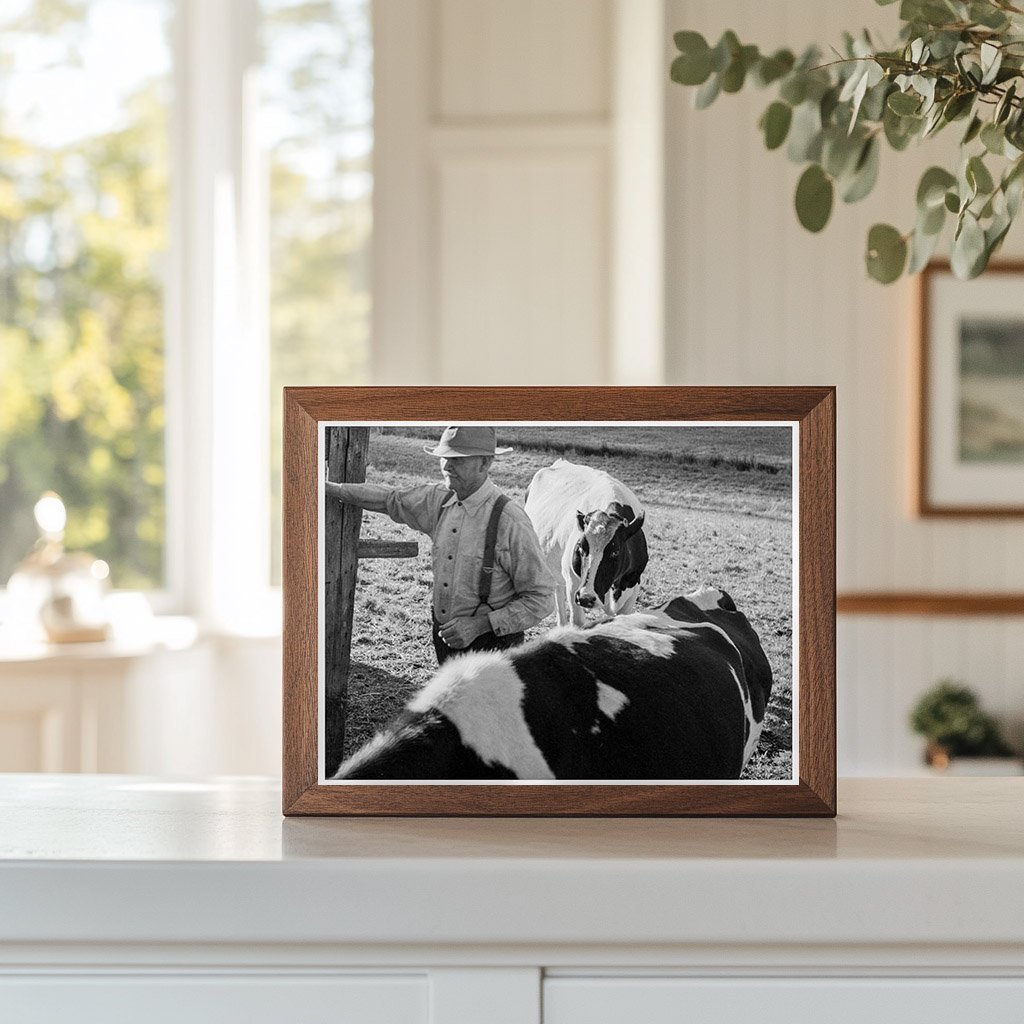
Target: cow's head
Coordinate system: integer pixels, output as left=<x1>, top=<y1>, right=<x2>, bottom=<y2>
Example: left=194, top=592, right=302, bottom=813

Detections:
left=571, top=502, right=646, bottom=609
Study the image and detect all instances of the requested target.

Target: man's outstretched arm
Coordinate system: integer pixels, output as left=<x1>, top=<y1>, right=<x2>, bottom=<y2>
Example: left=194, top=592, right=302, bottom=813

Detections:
left=325, top=480, right=446, bottom=535
left=325, top=481, right=391, bottom=513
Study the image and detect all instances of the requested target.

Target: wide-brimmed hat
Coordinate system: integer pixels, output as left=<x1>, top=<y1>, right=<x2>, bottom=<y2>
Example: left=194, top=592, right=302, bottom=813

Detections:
left=423, top=425, right=513, bottom=458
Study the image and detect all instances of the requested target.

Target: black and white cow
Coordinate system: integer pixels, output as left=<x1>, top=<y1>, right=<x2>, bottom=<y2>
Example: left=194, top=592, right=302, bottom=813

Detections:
left=525, top=458, right=649, bottom=626
left=332, top=586, right=773, bottom=781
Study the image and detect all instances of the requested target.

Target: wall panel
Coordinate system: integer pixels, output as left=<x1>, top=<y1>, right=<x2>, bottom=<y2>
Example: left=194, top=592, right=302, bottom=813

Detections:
left=438, top=0, right=611, bottom=120
left=436, top=149, right=608, bottom=384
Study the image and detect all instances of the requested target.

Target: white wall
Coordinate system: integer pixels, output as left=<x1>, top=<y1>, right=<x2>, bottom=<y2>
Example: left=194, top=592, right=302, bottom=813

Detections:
left=664, top=0, right=1024, bottom=772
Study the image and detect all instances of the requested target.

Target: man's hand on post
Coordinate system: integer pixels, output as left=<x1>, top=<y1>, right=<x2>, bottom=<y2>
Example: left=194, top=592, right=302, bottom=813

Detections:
left=325, top=480, right=349, bottom=503
left=438, top=611, right=491, bottom=650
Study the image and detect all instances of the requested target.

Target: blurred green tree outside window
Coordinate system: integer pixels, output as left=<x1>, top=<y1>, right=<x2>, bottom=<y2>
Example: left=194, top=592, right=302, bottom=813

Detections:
left=263, top=0, right=372, bottom=584
left=0, top=0, right=372, bottom=595
left=0, top=0, right=171, bottom=589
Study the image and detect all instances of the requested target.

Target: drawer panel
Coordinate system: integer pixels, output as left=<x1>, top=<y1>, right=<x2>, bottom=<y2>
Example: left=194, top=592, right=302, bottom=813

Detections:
left=0, top=974, right=427, bottom=1024
left=544, top=977, right=1024, bottom=1024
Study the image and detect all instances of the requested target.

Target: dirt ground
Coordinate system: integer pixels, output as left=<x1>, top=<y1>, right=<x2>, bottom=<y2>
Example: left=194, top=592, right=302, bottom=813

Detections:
left=330, top=425, right=795, bottom=780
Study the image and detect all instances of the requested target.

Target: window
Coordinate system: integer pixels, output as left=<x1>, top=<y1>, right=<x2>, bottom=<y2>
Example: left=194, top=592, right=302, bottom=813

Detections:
left=262, top=0, right=373, bottom=582
left=0, top=0, right=172, bottom=589
left=0, top=0, right=373, bottom=617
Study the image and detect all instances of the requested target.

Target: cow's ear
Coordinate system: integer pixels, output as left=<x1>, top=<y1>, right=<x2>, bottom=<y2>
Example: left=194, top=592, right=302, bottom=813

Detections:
left=576, top=511, right=586, bottom=531
left=623, top=510, right=645, bottom=538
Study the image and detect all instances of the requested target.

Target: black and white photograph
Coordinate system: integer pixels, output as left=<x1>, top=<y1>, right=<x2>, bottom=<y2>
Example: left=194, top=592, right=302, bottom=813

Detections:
left=318, top=422, right=797, bottom=785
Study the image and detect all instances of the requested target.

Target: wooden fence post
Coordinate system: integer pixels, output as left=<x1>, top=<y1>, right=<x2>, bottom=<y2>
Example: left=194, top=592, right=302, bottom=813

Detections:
left=324, top=426, right=369, bottom=773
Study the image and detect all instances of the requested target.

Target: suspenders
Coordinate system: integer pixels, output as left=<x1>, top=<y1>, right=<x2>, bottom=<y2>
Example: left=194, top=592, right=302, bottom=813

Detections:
left=477, top=493, right=510, bottom=608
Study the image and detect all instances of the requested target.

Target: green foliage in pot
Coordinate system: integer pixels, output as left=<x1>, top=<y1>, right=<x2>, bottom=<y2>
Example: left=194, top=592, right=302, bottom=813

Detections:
left=671, top=0, right=1024, bottom=283
left=909, top=679, right=1015, bottom=756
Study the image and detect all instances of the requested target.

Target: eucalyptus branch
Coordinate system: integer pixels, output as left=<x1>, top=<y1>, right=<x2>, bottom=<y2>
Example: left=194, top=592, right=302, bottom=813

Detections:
left=670, top=2, right=1024, bottom=283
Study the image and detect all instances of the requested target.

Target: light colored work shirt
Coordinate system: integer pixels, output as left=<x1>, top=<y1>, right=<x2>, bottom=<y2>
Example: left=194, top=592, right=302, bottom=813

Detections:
left=382, top=478, right=555, bottom=636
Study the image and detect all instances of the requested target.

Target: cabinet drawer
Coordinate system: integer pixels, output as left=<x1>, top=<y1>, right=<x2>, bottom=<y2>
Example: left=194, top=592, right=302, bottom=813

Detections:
left=0, top=973, right=427, bottom=1024
left=544, top=977, right=1024, bottom=1024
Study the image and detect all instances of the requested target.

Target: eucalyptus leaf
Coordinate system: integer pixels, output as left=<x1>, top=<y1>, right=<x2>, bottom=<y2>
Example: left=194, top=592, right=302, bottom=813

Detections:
left=754, top=49, right=795, bottom=87
left=842, top=137, right=880, bottom=203
left=967, top=154, right=995, bottom=195
left=995, top=82, right=1017, bottom=124
left=986, top=212, right=1012, bottom=259
left=942, top=91, right=974, bottom=122
left=787, top=100, right=824, bottom=162
left=779, top=73, right=807, bottom=106
left=944, top=190, right=961, bottom=213
left=917, top=166, right=957, bottom=210
left=1006, top=171, right=1024, bottom=218
left=860, top=79, right=892, bottom=122
left=920, top=199, right=946, bottom=235
left=981, top=121, right=1005, bottom=155
left=962, top=115, right=983, bottom=145
left=888, top=91, right=921, bottom=115
left=915, top=75, right=937, bottom=109
left=795, top=164, right=834, bottom=232
left=951, top=211, right=986, bottom=278
left=884, top=106, right=922, bottom=150
left=970, top=2, right=1009, bottom=30
left=980, top=42, right=1002, bottom=87
left=908, top=221, right=943, bottom=273
left=694, top=73, right=721, bottom=109
left=820, top=85, right=841, bottom=126
left=671, top=34, right=713, bottom=87
left=822, top=128, right=863, bottom=178
left=710, top=31, right=740, bottom=73
left=760, top=102, right=793, bottom=150
left=866, top=223, right=908, bottom=283
left=721, top=44, right=759, bottom=93
left=926, top=30, right=962, bottom=60
left=922, top=102, right=946, bottom=137
left=1003, top=157, right=1024, bottom=216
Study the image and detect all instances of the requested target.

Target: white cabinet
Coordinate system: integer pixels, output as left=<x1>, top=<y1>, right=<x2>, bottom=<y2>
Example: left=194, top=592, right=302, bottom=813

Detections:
left=1, top=975, right=428, bottom=1024
left=2, top=777, right=1023, bottom=1023
left=544, top=977, right=1024, bottom=1024
left=0, top=638, right=210, bottom=773
left=0, top=625, right=282, bottom=776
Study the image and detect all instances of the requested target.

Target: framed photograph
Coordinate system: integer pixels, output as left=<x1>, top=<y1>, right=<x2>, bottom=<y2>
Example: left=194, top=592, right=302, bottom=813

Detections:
left=917, top=261, right=1024, bottom=516
left=283, top=387, right=835, bottom=816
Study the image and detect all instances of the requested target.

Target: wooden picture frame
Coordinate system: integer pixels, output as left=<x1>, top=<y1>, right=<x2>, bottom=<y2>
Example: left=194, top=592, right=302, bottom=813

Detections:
left=283, top=387, right=836, bottom=816
left=916, top=261, right=1024, bottom=517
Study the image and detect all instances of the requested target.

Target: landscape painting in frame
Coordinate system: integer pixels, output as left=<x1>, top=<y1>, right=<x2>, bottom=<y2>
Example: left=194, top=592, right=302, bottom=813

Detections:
left=317, top=421, right=798, bottom=787
left=920, top=262, right=1024, bottom=515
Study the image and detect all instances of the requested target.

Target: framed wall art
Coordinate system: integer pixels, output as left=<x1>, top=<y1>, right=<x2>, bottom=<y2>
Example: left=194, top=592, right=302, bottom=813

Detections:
left=917, top=261, right=1024, bottom=517
left=282, top=387, right=836, bottom=816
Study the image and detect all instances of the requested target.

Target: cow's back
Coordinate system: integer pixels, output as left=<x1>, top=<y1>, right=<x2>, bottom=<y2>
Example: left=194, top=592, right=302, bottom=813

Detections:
left=526, top=458, right=640, bottom=552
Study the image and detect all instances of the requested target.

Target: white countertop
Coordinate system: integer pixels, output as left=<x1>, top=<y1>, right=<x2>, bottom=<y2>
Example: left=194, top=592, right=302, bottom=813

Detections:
left=2, top=775, right=1022, bottom=950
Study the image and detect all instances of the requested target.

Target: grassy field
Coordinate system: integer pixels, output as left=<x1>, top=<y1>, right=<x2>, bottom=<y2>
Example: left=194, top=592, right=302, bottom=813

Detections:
left=333, top=425, right=794, bottom=780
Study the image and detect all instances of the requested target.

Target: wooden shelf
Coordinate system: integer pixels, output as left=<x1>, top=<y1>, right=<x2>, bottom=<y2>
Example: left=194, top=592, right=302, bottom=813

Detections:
left=838, top=592, right=1024, bottom=616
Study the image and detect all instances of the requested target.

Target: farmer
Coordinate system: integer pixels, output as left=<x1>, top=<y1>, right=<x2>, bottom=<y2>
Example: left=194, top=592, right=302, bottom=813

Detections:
left=325, top=426, right=556, bottom=664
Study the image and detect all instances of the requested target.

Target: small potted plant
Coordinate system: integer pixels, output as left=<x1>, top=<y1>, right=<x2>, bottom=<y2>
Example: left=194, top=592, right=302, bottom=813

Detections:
left=909, top=680, right=1019, bottom=773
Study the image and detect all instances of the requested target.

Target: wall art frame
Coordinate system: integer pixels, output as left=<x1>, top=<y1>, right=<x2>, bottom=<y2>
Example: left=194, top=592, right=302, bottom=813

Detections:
left=917, top=260, right=1024, bottom=517
left=282, top=386, right=836, bottom=817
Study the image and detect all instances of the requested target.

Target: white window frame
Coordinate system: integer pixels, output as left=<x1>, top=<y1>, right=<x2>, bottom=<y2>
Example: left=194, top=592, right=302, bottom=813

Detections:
left=166, top=0, right=278, bottom=633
